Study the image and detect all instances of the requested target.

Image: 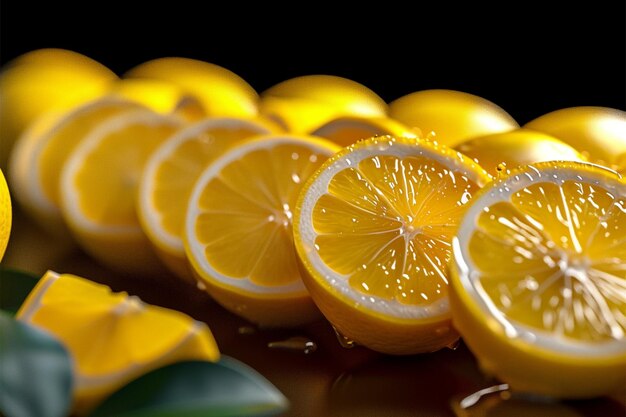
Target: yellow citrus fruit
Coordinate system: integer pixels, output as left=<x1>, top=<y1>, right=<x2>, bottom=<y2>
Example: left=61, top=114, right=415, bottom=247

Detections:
left=111, top=78, right=205, bottom=121
left=60, top=110, right=183, bottom=275
left=184, top=135, right=340, bottom=327
left=259, top=75, right=387, bottom=133
left=17, top=270, right=219, bottom=415
left=310, top=116, right=419, bottom=147
left=125, top=57, right=258, bottom=117
left=0, top=169, right=11, bottom=261
left=389, top=89, right=519, bottom=147
left=449, top=161, right=626, bottom=398
left=9, top=98, right=144, bottom=236
left=138, top=117, right=279, bottom=282
left=0, top=49, right=117, bottom=168
left=293, top=136, right=490, bottom=354
left=524, top=107, right=626, bottom=172
left=454, top=128, right=586, bottom=177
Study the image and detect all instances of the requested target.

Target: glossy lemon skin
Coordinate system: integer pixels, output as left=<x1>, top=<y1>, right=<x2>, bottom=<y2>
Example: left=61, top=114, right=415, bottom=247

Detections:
left=0, top=48, right=117, bottom=168
left=524, top=106, right=626, bottom=171
left=454, top=128, right=586, bottom=177
left=0, top=169, right=11, bottom=261
left=389, top=89, right=519, bottom=147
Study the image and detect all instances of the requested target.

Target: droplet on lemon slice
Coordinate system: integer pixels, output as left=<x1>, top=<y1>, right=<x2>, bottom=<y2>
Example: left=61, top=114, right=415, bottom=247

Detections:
left=184, top=135, right=340, bottom=327
left=138, top=117, right=279, bottom=282
left=293, top=136, right=490, bottom=354
left=9, top=97, right=145, bottom=236
left=17, top=271, right=219, bottom=415
left=0, top=169, right=11, bottom=261
left=60, top=109, right=184, bottom=275
left=310, top=116, right=419, bottom=147
left=450, top=161, right=626, bottom=398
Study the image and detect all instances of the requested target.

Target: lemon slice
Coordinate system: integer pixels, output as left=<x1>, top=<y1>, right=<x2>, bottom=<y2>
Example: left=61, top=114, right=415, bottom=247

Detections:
left=17, top=271, right=219, bottom=415
left=389, top=89, right=519, bottom=147
left=450, top=161, right=626, bottom=398
left=9, top=97, right=144, bottom=235
left=0, top=169, right=11, bottom=261
left=259, top=75, right=387, bottom=133
left=294, top=136, right=490, bottom=354
left=138, top=117, right=278, bottom=281
left=185, top=135, right=340, bottom=327
left=125, top=57, right=258, bottom=117
left=454, top=128, right=586, bottom=177
left=310, top=116, right=419, bottom=147
left=60, top=110, right=183, bottom=275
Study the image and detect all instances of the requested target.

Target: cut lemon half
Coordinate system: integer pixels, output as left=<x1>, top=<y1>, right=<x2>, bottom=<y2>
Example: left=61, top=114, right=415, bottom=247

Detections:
left=449, top=161, right=626, bottom=398
left=138, top=117, right=278, bottom=282
left=17, top=271, right=219, bottom=415
left=294, top=136, right=490, bottom=354
left=259, top=75, right=387, bottom=133
left=125, top=57, right=258, bottom=117
left=0, top=169, right=11, bottom=261
left=310, top=116, right=419, bottom=147
left=9, top=97, right=144, bottom=235
left=60, top=110, right=183, bottom=275
left=185, top=135, right=340, bottom=327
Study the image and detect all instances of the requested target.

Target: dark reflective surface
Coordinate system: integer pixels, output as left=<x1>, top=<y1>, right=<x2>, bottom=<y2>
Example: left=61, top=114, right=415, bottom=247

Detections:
left=5, top=209, right=625, bottom=417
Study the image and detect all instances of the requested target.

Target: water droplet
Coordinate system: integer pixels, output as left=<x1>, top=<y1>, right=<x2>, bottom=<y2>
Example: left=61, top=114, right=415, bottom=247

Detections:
left=268, top=336, right=317, bottom=354
left=332, top=326, right=356, bottom=349
left=446, top=339, right=461, bottom=350
left=196, top=281, right=207, bottom=291
left=238, top=326, right=256, bottom=335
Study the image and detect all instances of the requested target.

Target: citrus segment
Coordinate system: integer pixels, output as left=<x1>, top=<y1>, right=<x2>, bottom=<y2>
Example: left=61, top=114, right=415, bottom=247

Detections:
left=138, top=117, right=277, bottom=281
left=60, top=110, right=183, bottom=275
left=450, top=161, right=626, bottom=398
left=294, top=136, right=490, bottom=354
left=185, top=135, right=340, bottom=327
left=17, top=271, right=219, bottom=415
left=310, top=116, right=418, bottom=147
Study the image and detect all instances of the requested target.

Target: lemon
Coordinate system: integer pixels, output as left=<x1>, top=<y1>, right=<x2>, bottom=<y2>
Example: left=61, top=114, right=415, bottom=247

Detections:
left=60, top=110, right=183, bottom=275
left=111, top=78, right=205, bottom=121
left=17, top=271, right=219, bottom=415
left=389, top=89, right=519, bottom=147
left=310, top=116, right=419, bottom=147
left=185, top=135, right=340, bottom=327
left=0, top=169, right=11, bottom=261
left=9, top=97, right=144, bottom=236
left=449, top=161, right=626, bottom=398
left=293, top=136, right=490, bottom=354
left=454, top=128, right=586, bottom=177
left=524, top=107, right=626, bottom=172
left=125, top=57, right=258, bottom=117
left=0, top=49, right=117, bottom=168
left=138, top=117, right=278, bottom=282
left=259, top=75, right=387, bottom=133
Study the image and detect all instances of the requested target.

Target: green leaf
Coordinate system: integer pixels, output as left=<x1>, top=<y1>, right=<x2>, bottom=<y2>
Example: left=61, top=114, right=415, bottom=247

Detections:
left=0, top=311, right=73, bottom=417
left=0, top=268, right=39, bottom=315
left=89, top=357, right=289, bottom=417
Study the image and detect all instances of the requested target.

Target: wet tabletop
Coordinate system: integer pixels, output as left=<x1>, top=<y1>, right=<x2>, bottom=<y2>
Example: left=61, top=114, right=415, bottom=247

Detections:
left=4, top=209, right=625, bottom=417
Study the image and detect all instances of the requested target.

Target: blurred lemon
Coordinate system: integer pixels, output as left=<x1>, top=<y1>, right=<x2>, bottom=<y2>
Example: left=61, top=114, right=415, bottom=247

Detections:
left=0, top=169, right=11, bottom=261
left=259, top=75, right=387, bottom=133
left=454, top=128, right=586, bottom=177
left=60, top=110, right=183, bottom=275
left=310, top=116, right=418, bottom=147
left=0, top=49, right=117, bottom=168
left=18, top=271, right=219, bottom=415
left=389, top=89, right=519, bottom=147
left=524, top=107, right=626, bottom=172
left=294, top=136, right=490, bottom=354
left=125, top=57, right=258, bottom=117
left=184, top=135, right=340, bottom=327
left=450, top=161, right=626, bottom=398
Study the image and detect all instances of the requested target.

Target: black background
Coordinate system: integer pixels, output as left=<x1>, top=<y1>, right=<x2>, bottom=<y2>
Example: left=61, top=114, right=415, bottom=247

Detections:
left=1, top=2, right=624, bottom=125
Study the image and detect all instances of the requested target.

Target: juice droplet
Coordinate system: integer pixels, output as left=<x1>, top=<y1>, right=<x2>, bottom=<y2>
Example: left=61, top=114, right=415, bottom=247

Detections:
left=496, top=162, right=509, bottom=179
left=238, top=326, right=256, bottom=335
left=268, top=337, right=317, bottom=354
left=196, top=281, right=207, bottom=291
left=332, top=326, right=356, bottom=349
